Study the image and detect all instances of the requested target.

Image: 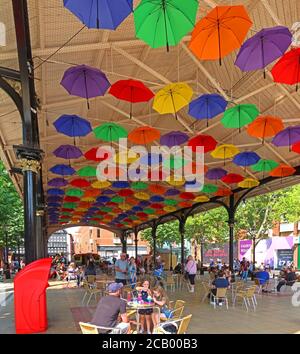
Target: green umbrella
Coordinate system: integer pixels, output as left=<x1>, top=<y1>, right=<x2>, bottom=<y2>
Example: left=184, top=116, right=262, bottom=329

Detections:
left=101, top=206, right=113, bottom=212
left=134, top=0, right=198, bottom=51
left=131, top=181, right=148, bottom=190
left=77, top=166, right=97, bottom=177
left=129, top=215, right=139, bottom=220
left=221, top=104, right=259, bottom=132
left=93, top=122, right=128, bottom=142
left=59, top=218, right=70, bottom=222
left=111, top=196, right=125, bottom=203
left=163, top=156, right=188, bottom=170
left=144, top=208, right=155, bottom=214
left=65, top=188, right=84, bottom=197
left=164, top=199, right=178, bottom=206
left=92, top=215, right=104, bottom=220
left=251, top=159, right=279, bottom=178
left=62, top=202, right=77, bottom=209
left=61, top=212, right=72, bottom=216
left=202, top=184, right=218, bottom=194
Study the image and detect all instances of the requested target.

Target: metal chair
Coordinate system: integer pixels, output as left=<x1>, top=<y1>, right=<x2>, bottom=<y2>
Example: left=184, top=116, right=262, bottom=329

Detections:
left=211, top=288, right=229, bottom=310
left=79, top=322, right=121, bottom=334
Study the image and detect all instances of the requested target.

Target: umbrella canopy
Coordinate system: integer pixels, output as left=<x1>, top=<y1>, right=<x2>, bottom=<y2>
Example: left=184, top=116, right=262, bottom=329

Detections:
left=131, top=181, right=148, bottom=190
left=93, top=122, right=128, bottom=142
left=269, top=163, right=296, bottom=177
left=194, top=195, right=210, bottom=203
left=53, top=144, right=82, bottom=163
left=61, top=65, right=110, bottom=108
left=153, top=83, right=193, bottom=120
left=238, top=178, right=260, bottom=189
left=109, top=79, right=154, bottom=118
left=211, top=144, right=239, bottom=164
left=271, top=48, right=300, bottom=89
left=292, top=141, right=300, bottom=154
left=221, top=173, right=244, bottom=184
left=134, top=192, right=150, bottom=200
left=134, top=0, right=198, bottom=51
left=48, top=178, right=68, bottom=187
left=160, top=131, right=189, bottom=147
left=114, top=151, right=138, bottom=165
left=48, top=188, right=64, bottom=196
left=164, top=206, right=177, bottom=212
left=272, top=126, right=300, bottom=149
left=63, top=0, right=133, bottom=30
left=215, top=188, right=232, bottom=197
left=189, top=5, right=252, bottom=64
left=247, top=115, right=284, bottom=142
left=221, top=104, right=259, bottom=132
left=206, top=168, right=227, bottom=180
left=233, top=151, right=260, bottom=167
left=235, top=26, right=292, bottom=76
left=77, top=166, right=97, bottom=177
left=49, top=164, right=75, bottom=176
left=70, top=178, right=91, bottom=188
left=66, top=188, right=84, bottom=198
left=128, top=126, right=160, bottom=144
left=84, top=147, right=110, bottom=162
left=188, top=134, right=217, bottom=153
left=148, top=184, right=166, bottom=195
left=189, top=94, right=228, bottom=126
left=166, top=176, right=185, bottom=186
left=251, top=159, right=279, bottom=173
left=202, top=184, right=218, bottom=194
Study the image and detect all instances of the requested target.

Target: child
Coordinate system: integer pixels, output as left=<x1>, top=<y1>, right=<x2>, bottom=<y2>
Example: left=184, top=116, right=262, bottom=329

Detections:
left=152, top=286, right=169, bottom=328
left=136, top=280, right=153, bottom=334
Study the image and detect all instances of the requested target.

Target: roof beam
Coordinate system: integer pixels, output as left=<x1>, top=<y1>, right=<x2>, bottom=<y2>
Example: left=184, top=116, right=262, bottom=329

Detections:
left=261, top=0, right=282, bottom=25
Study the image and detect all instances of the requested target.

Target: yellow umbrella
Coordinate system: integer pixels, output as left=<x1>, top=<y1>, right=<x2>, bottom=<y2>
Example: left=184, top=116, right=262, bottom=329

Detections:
left=114, top=151, right=138, bottom=164
left=134, top=192, right=150, bottom=200
left=194, top=195, right=210, bottom=203
left=119, top=203, right=131, bottom=211
left=91, top=180, right=111, bottom=189
left=164, top=206, right=177, bottom=213
left=81, top=197, right=96, bottom=202
left=211, top=144, right=239, bottom=165
left=75, top=207, right=88, bottom=212
left=166, top=176, right=185, bottom=186
left=153, top=82, right=193, bottom=120
left=238, top=178, right=260, bottom=189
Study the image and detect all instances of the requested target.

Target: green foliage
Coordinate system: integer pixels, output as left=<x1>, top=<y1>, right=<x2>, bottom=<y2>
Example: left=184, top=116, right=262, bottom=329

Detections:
left=272, top=185, right=300, bottom=223
left=141, top=220, right=180, bottom=248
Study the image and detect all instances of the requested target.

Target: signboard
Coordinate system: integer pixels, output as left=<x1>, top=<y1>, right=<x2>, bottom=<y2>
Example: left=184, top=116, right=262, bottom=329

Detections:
left=239, top=240, right=252, bottom=259
left=277, top=249, right=294, bottom=268
left=203, top=242, right=237, bottom=265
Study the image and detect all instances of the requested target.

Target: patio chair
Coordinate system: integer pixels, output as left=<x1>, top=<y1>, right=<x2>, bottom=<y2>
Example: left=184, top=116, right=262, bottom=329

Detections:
left=165, top=275, right=176, bottom=292
left=210, top=288, right=229, bottom=310
left=153, top=314, right=193, bottom=334
left=233, top=286, right=256, bottom=311
left=201, top=282, right=211, bottom=303
left=169, top=300, right=186, bottom=310
left=81, top=280, right=102, bottom=306
left=87, top=275, right=96, bottom=287
left=79, top=322, right=121, bottom=334
left=160, top=305, right=184, bottom=322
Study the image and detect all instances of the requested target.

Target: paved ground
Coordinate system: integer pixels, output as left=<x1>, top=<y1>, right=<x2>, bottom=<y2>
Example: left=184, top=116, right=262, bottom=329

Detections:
left=1, top=277, right=300, bottom=334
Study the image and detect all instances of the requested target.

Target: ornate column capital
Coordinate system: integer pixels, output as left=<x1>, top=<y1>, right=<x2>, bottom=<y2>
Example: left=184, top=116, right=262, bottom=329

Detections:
left=13, top=145, right=44, bottom=174
left=19, top=158, right=41, bottom=173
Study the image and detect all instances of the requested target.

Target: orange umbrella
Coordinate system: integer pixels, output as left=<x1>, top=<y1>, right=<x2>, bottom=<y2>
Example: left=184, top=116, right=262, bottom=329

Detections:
left=214, top=188, right=232, bottom=197
left=189, top=5, right=252, bottom=65
left=128, top=126, right=160, bottom=144
left=269, top=164, right=296, bottom=178
left=149, top=184, right=166, bottom=195
left=247, top=115, right=284, bottom=143
left=84, top=189, right=100, bottom=198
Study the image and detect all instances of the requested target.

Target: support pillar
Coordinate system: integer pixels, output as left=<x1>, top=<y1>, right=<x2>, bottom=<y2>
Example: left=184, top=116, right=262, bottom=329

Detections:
left=134, top=228, right=138, bottom=260
left=179, top=217, right=186, bottom=273
left=152, top=223, right=157, bottom=268
left=228, top=194, right=235, bottom=271
left=120, top=232, right=127, bottom=254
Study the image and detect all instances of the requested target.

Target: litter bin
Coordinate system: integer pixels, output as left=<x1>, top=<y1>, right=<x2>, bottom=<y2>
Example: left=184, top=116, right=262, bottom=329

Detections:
left=14, top=258, right=52, bottom=334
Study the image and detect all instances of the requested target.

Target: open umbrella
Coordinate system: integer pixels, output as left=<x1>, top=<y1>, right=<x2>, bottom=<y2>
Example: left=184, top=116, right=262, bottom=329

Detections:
left=53, top=144, right=82, bottom=165
left=233, top=151, right=260, bottom=168
left=166, top=176, right=185, bottom=186
left=128, top=126, right=160, bottom=144
left=188, top=134, right=217, bottom=153
left=221, top=173, right=244, bottom=184
left=214, top=188, right=232, bottom=197
left=48, top=178, right=68, bottom=187
left=221, top=104, right=259, bottom=132
left=235, top=26, right=292, bottom=77
left=61, top=65, right=110, bottom=108
left=77, top=166, right=97, bottom=177
left=93, top=122, right=128, bottom=142
left=247, top=115, right=284, bottom=143
left=292, top=141, right=300, bottom=154
left=238, top=178, right=260, bottom=189
left=53, top=114, right=92, bottom=145
left=49, top=164, right=75, bottom=176
left=134, top=192, right=150, bottom=200
left=206, top=168, right=227, bottom=180
left=164, top=188, right=180, bottom=196
left=47, top=188, right=65, bottom=196
left=251, top=159, right=279, bottom=174
left=153, top=83, right=193, bottom=120
left=202, top=184, right=218, bottom=194
left=189, top=5, right=252, bottom=65
left=271, top=48, right=300, bottom=90
left=188, top=94, right=228, bottom=126
left=149, top=184, right=166, bottom=195
left=160, top=131, right=189, bottom=147
left=109, top=79, right=154, bottom=119
left=84, top=147, right=110, bottom=162
left=63, top=0, right=133, bottom=30
left=131, top=181, right=148, bottom=190
left=134, top=0, right=198, bottom=51
left=272, top=126, right=300, bottom=150
left=194, top=195, right=210, bottom=203
left=66, top=188, right=84, bottom=198
left=211, top=144, right=239, bottom=165
left=269, top=163, right=296, bottom=178
left=70, top=178, right=91, bottom=188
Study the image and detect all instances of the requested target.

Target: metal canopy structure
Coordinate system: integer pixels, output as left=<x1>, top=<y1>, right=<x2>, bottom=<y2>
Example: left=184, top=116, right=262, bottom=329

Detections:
left=0, top=1, right=300, bottom=266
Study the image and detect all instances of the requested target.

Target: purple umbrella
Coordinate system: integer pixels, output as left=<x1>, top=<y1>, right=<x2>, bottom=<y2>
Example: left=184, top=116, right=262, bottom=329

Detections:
left=235, top=26, right=292, bottom=78
left=53, top=144, right=83, bottom=165
left=164, top=188, right=180, bottom=196
left=272, top=125, right=300, bottom=150
left=61, top=64, right=111, bottom=108
left=47, top=196, right=63, bottom=203
left=205, top=168, right=227, bottom=180
left=48, top=178, right=68, bottom=187
left=160, top=131, right=189, bottom=147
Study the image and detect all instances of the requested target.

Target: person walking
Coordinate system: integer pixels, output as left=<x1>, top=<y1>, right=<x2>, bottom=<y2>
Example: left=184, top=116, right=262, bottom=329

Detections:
left=128, top=257, right=137, bottom=289
left=185, top=255, right=197, bottom=293
left=114, top=253, right=129, bottom=285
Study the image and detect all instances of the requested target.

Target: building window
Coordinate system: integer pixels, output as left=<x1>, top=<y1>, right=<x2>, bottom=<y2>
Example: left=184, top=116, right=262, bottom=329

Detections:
left=89, top=229, right=93, bottom=238
left=97, top=229, right=101, bottom=238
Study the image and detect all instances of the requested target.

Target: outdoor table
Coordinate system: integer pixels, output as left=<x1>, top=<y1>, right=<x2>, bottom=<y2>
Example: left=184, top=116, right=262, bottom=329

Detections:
left=127, top=301, right=156, bottom=333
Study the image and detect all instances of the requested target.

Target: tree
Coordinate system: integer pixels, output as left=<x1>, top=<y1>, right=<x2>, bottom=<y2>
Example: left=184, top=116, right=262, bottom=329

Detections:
left=273, top=185, right=300, bottom=224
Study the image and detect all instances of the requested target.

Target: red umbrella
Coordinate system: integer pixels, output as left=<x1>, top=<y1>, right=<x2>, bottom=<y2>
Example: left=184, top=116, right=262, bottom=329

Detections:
left=149, top=184, right=166, bottom=195
left=178, top=201, right=193, bottom=208
left=137, top=212, right=148, bottom=218
left=188, top=134, right=218, bottom=153
left=271, top=48, right=300, bottom=90
left=118, top=189, right=134, bottom=197
left=215, top=188, right=232, bottom=197
left=84, top=147, right=110, bottom=162
left=128, top=126, right=160, bottom=144
left=292, top=141, right=300, bottom=154
left=109, top=79, right=154, bottom=118
left=61, top=208, right=74, bottom=212
left=221, top=173, right=244, bottom=184
left=179, top=192, right=195, bottom=200
left=64, top=196, right=80, bottom=202
left=151, top=203, right=164, bottom=209
left=70, top=178, right=91, bottom=188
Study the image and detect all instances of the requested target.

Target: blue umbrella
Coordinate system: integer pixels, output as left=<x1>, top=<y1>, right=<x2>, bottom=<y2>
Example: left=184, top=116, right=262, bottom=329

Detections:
left=63, top=0, right=133, bottom=30
left=96, top=196, right=110, bottom=203
left=189, top=94, right=228, bottom=126
left=48, top=178, right=68, bottom=187
left=102, top=189, right=116, bottom=195
left=47, top=188, right=65, bottom=196
left=49, top=164, right=76, bottom=176
left=47, top=196, right=63, bottom=203
left=164, top=188, right=180, bottom=196
left=138, top=201, right=150, bottom=207
left=150, top=195, right=165, bottom=202
left=47, top=203, right=61, bottom=208
left=53, top=144, right=83, bottom=165
left=112, top=181, right=130, bottom=188
left=132, top=206, right=143, bottom=212
left=233, top=151, right=260, bottom=167
left=53, top=115, right=92, bottom=145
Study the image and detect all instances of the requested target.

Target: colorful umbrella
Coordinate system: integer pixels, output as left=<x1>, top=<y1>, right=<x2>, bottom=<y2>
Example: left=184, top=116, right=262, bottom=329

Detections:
left=77, top=166, right=97, bottom=177
left=70, top=178, right=91, bottom=188
left=118, top=189, right=134, bottom=197
left=61, top=65, right=110, bottom=108
left=292, top=141, right=300, bottom=154
left=83, top=189, right=99, bottom=198
left=214, top=188, right=232, bottom=197
left=53, top=114, right=92, bottom=145
left=211, top=144, right=239, bottom=165
left=53, top=144, right=82, bottom=165
left=84, top=147, right=110, bottom=162
left=49, top=164, right=75, bottom=176
left=189, top=94, right=228, bottom=126
left=47, top=196, right=63, bottom=203
left=238, top=178, right=260, bottom=189
left=109, top=79, right=154, bottom=118
left=114, top=151, right=138, bottom=165
left=160, top=131, right=189, bottom=147
left=48, top=178, right=68, bottom=187
left=134, top=192, right=150, bottom=200
left=65, top=188, right=84, bottom=198
left=251, top=159, right=279, bottom=174
left=112, top=181, right=130, bottom=188
left=179, top=192, right=195, bottom=200
left=194, top=195, right=210, bottom=203
left=247, top=115, right=284, bottom=143
left=221, top=173, right=244, bottom=184
left=202, top=184, right=218, bottom=194
left=165, top=188, right=180, bottom=196
left=233, top=151, right=260, bottom=167
left=272, top=126, right=300, bottom=150
left=63, top=0, right=133, bottom=30
left=131, top=181, right=148, bottom=190
left=206, top=168, right=227, bottom=180
left=148, top=184, right=166, bottom=195
left=93, top=122, right=128, bottom=142
left=166, top=176, right=185, bottom=186
left=47, top=188, right=64, bottom=196
left=235, top=26, right=292, bottom=77
left=128, top=126, right=160, bottom=144
left=153, top=83, right=193, bottom=120
left=188, top=134, right=217, bottom=153
left=269, top=164, right=296, bottom=178
left=163, top=156, right=188, bottom=170
left=134, top=0, right=198, bottom=51
left=271, top=48, right=300, bottom=90
left=221, top=104, right=259, bottom=132
left=189, top=5, right=252, bottom=65
left=164, top=206, right=177, bottom=212
left=164, top=199, right=178, bottom=206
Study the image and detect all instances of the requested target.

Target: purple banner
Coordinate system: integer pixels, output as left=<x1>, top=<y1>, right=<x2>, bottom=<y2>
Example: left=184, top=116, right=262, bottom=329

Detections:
left=239, top=240, right=252, bottom=259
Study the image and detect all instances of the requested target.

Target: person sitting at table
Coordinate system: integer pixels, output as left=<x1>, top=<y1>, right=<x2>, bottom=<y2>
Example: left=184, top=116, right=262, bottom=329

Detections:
left=152, top=286, right=169, bottom=329
left=136, top=280, right=153, bottom=334
left=210, top=271, right=230, bottom=305
left=254, top=269, right=270, bottom=292
left=276, top=268, right=297, bottom=292
left=91, top=282, right=130, bottom=334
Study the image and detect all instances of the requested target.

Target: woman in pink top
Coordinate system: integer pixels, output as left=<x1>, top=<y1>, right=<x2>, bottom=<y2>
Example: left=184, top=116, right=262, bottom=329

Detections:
left=185, top=255, right=197, bottom=293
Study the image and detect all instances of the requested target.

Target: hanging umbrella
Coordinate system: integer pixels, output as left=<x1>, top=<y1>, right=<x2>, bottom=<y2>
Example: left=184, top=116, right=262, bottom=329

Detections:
left=164, top=199, right=178, bottom=206
left=128, top=126, right=160, bottom=144
left=189, top=5, right=252, bottom=65
left=93, top=122, right=128, bottom=142
left=205, top=168, right=227, bottom=181
left=271, top=48, right=300, bottom=90
left=61, top=64, right=111, bottom=108
left=118, top=189, right=134, bottom=197
left=269, top=163, right=296, bottom=178
left=70, top=178, right=91, bottom=188
left=83, top=189, right=99, bottom=198
left=221, top=104, right=259, bottom=132
left=211, top=144, right=240, bottom=165
left=194, top=195, right=210, bottom=203
left=233, top=151, right=260, bottom=168
left=109, top=79, right=154, bottom=119
left=153, top=83, right=193, bottom=120
left=188, top=134, right=217, bottom=153
left=235, top=26, right=292, bottom=77
left=238, top=178, right=260, bottom=189
left=47, top=196, right=63, bottom=203
left=131, top=181, right=148, bottom=190
left=189, top=94, right=228, bottom=126
left=134, top=0, right=198, bottom=51
left=179, top=192, right=195, bottom=200
left=150, top=195, right=165, bottom=203
left=53, top=144, right=82, bottom=165
left=53, top=114, right=92, bottom=145
left=166, top=176, right=185, bottom=186
left=112, top=181, right=130, bottom=188
left=77, top=166, right=97, bottom=177
left=214, top=188, right=232, bottom=197
left=114, top=151, right=138, bottom=165
left=247, top=115, right=284, bottom=143
left=149, top=184, right=166, bottom=195
left=178, top=201, right=192, bottom=208
left=292, top=141, right=300, bottom=154
left=160, top=131, right=189, bottom=147
left=251, top=159, right=279, bottom=174
left=64, top=196, right=80, bottom=203
left=91, top=180, right=112, bottom=189
left=221, top=173, right=244, bottom=184
left=48, top=178, right=68, bottom=187
left=202, top=184, right=218, bottom=194
left=163, top=156, right=188, bottom=170
left=134, top=192, right=150, bottom=200
left=64, top=0, right=133, bottom=29
left=272, top=126, right=300, bottom=150
left=66, top=188, right=84, bottom=198
left=47, top=188, right=65, bottom=196
left=84, top=147, right=111, bottom=162
left=49, top=164, right=75, bottom=176
left=164, top=206, right=177, bottom=213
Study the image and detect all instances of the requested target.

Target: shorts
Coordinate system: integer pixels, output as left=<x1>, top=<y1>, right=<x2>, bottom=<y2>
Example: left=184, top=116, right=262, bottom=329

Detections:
left=138, top=308, right=153, bottom=315
left=111, top=322, right=130, bottom=334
